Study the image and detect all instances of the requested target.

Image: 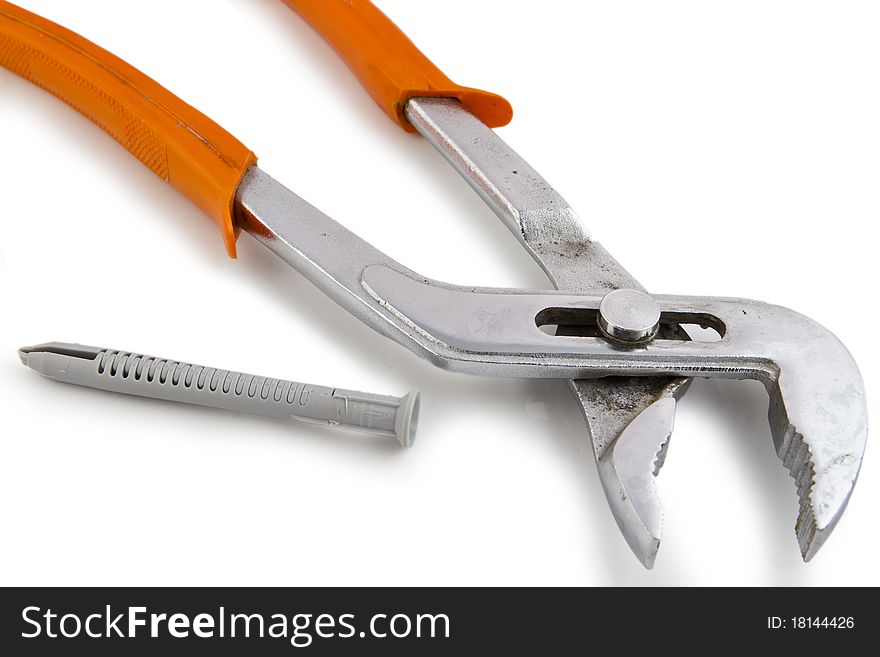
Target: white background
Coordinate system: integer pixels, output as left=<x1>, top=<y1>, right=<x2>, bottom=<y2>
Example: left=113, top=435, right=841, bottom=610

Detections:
left=1, top=0, right=877, bottom=586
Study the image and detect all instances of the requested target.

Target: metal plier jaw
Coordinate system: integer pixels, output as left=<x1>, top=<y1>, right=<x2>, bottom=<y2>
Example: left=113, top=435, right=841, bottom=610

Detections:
left=239, top=166, right=867, bottom=563
left=2, top=0, right=867, bottom=568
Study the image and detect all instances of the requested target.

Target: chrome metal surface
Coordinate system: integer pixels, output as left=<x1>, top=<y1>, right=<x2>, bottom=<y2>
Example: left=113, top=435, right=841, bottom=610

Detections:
left=404, top=98, right=589, bottom=280
left=238, top=168, right=700, bottom=376
left=405, top=97, right=688, bottom=566
left=599, top=396, right=675, bottom=568
left=236, top=166, right=866, bottom=561
left=598, top=289, right=661, bottom=344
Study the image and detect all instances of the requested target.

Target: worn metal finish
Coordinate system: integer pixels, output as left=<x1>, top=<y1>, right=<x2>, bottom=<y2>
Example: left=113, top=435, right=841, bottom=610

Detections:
left=405, top=97, right=602, bottom=289
left=405, top=97, right=688, bottom=566
left=598, top=289, right=661, bottom=344
left=236, top=166, right=866, bottom=562
left=20, top=342, right=420, bottom=447
left=599, top=396, right=676, bottom=568
left=237, top=168, right=692, bottom=376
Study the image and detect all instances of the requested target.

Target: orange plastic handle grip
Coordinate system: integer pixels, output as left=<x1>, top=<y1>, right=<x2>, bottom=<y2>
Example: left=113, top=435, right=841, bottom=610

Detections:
left=282, top=0, right=513, bottom=132
left=0, top=1, right=256, bottom=257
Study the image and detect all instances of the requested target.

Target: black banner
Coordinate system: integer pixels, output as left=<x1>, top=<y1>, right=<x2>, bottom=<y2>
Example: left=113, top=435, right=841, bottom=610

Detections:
left=0, top=587, right=872, bottom=654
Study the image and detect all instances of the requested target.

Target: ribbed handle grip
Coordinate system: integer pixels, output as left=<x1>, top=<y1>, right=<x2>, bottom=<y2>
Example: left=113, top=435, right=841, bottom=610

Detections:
left=282, top=0, right=512, bottom=131
left=0, top=1, right=257, bottom=256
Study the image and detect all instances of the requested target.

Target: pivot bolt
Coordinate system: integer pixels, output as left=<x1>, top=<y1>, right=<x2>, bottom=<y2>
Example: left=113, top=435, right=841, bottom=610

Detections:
left=598, top=289, right=660, bottom=344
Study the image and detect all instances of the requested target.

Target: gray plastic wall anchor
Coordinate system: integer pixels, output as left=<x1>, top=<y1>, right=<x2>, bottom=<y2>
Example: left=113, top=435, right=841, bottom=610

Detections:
left=19, top=342, right=419, bottom=447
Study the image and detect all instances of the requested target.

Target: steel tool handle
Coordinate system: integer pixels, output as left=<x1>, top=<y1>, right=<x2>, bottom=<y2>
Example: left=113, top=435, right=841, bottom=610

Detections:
left=281, top=0, right=512, bottom=131
left=0, top=1, right=256, bottom=257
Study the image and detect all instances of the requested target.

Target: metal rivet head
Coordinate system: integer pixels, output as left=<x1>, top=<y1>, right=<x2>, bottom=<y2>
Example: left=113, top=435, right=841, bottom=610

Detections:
left=598, top=289, right=661, bottom=344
